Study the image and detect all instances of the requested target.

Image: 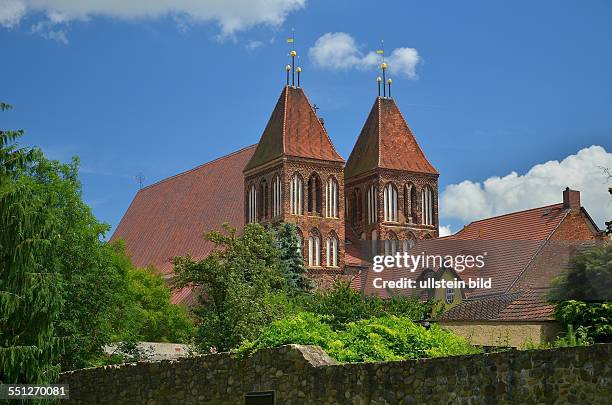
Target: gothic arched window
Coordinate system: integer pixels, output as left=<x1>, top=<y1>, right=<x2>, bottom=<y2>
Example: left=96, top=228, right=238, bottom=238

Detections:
left=385, top=231, right=398, bottom=256
left=247, top=184, right=257, bottom=224
left=325, top=176, right=339, bottom=218
left=259, top=179, right=268, bottom=221
left=307, top=173, right=322, bottom=215
left=352, top=188, right=362, bottom=225
left=326, top=232, right=339, bottom=267
left=289, top=173, right=303, bottom=215
left=308, top=229, right=321, bottom=267
left=271, top=175, right=282, bottom=218
left=383, top=183, right=398, bottom=222
left=366, top=184, right=378, bottom=224
left=404, top=183, right=417, bottom=223
left=421, top=186, right=434, bottom=226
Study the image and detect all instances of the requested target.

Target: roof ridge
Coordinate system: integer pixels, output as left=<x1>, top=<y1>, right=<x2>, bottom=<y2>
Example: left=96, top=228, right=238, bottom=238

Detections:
left=461, top=202, right=566, bottom=228
left=377, top=96, right=382, bottom=167
left=140, top=144, right=257, bottom=192
left=297, top=87, right=344, bottom=161
left=282, top=86, right=288, bottom=154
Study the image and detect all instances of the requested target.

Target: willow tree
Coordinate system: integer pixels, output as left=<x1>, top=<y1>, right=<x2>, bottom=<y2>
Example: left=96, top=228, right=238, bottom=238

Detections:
left=0, top=103, right=63, bottom=383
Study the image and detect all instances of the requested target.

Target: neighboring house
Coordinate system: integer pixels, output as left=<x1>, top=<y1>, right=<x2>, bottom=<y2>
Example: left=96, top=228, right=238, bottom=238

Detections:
left=351, top=188, right=603, bottom=347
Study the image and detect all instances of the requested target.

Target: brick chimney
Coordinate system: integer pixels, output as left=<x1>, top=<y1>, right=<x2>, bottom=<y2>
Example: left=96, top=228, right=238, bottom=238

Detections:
left=563, top=187, right=581, bottom=211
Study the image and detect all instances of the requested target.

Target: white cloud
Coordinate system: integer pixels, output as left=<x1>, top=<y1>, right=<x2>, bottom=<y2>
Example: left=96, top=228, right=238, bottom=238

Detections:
left=309, top=32, right=420, bottom=78
left=0, top=0, right=306, bottom=38
left=440, top=145, right=612, bottom=228
left=439, top=225, right=453, bottom=237
left=0, top=0, right=26, bottom=27
left=31, top=19, right=67, bottom=43
left=245, top=39, right=263, bottom=51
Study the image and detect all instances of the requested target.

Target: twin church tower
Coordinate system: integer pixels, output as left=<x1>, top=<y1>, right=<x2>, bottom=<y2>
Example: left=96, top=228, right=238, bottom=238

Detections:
left=243, top=49, right=439, bottom=274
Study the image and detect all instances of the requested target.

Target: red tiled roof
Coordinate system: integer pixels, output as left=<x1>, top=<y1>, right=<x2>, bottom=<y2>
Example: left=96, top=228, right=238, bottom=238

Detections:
left=111, top=146, right=256, bottom=304
left=345, top=97, right=438, bottom=179
left=353, top=200, right=599, bottom=321
left=447, top=203, right=567, bottom=241
left=439, top=289, right=555, bottom=322
left=438, top=204, right=582, bottom=321
left=244, top=86, right=344, bottom=171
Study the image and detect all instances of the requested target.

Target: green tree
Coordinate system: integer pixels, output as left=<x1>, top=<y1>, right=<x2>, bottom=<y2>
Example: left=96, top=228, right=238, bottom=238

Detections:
left=116, top=254, right=194, bottom=344
left=302, top=281, right=433, bottom=330
left=549, top=244, right=612, bottom=343
left=173, top=223, right=286, bottom=352
left=0, top=103, right=63, bottom=383
left=1, top=107, right=193, bottom=372
left=269, top=222, right=312, bottom=292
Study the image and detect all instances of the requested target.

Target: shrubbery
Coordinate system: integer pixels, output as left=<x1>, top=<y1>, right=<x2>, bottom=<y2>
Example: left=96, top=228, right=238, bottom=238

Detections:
left=550, top=244, right=612, bottom=344
left=298, top=282, right=434, bottom=330
left=237, top=312, right=481, bottom=362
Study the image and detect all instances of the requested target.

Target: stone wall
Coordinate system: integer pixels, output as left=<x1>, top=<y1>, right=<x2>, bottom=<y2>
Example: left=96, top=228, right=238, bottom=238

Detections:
left=58, top=343, right=611, bottom=404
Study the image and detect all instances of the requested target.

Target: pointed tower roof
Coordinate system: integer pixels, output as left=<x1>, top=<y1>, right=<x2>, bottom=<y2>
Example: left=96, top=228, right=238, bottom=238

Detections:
left=345, top=97, right=438, bottom=179
left=244, top=86, right=344, bottom=172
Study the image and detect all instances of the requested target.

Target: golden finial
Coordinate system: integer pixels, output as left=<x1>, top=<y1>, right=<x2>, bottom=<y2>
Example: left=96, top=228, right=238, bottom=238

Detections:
left=296, top=66, right=302, bottom=87
left=387, top=78, right=392, bottom=84
left=296, top=67, right=302, bottom=73
left=286, top=64, right=291, bottom=85
left=377, top=76, right=382, bottom=96
left=290, top=50, right=297, bottom=57
left=387, top=78, right=392, bottom=98
left=381, top=62, right=387, bottom=70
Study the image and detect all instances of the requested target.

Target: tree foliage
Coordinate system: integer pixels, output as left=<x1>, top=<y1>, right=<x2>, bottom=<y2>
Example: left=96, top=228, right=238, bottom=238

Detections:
left=549, top=243, right=612, bottom=302
left=549, top=244, right=612, bottom=343
left=1, top=103, right=63, bottom=383
left=1, top=104, right=194, bottom=377
left=299, top=281, right=434, bottom=330
left=173, top=223, right=287, bottom=352
left=269, top=222, right=312, bottom=292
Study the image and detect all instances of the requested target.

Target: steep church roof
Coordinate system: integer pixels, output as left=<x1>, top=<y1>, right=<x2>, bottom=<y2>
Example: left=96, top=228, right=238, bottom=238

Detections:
left=244, top=86, right=344, bottom=172
left=111, top=145, right=256, bottom=304
left=345, top=97, right=437, bottom=179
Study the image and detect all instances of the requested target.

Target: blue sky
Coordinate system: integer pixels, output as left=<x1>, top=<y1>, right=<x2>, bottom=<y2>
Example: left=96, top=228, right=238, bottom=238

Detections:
left=2, top=0, right=611, bottom=236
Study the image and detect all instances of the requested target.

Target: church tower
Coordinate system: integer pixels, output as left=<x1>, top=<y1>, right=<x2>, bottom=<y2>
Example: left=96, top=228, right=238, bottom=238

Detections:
left=243, top=51, right=346, bottom=274
left=345, top=71, right=439, bottom=247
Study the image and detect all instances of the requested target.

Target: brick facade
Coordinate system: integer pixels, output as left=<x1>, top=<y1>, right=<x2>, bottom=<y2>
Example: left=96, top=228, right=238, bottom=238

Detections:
left=244, top=157, right=346, bottom=273
left=345, top=168, right=439, bottom=242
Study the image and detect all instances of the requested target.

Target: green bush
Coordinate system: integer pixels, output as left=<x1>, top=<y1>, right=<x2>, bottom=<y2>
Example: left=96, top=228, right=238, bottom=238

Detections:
left=300, top=282, right=433, bottom=330
left=554, top=300, right=611, bottom=343
left=237, top=313, right=480, bottom=362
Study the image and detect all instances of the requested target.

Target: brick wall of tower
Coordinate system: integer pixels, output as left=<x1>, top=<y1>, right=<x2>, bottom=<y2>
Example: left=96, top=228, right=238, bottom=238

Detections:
left=244, top=158, right=346, bottom=274
left=345, top=169, right=439, bottom=241
left=282, top=159, right=346, bottom=274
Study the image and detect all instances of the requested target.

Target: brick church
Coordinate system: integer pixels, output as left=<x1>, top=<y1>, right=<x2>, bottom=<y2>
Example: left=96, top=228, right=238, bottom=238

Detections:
left=113, top=62, right=441, bottom=303
left=112, top=58, right=603, bottom=347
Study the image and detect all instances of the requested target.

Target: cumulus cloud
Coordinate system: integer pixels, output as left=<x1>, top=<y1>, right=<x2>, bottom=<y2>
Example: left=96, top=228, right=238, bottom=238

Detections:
left=0, top=0, right=306, bottom=39
left=439, top=224, right=453, bottom=237
left=440, top=145, right=612, bottom=228
left=309, top=32, right=420, bottom=78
